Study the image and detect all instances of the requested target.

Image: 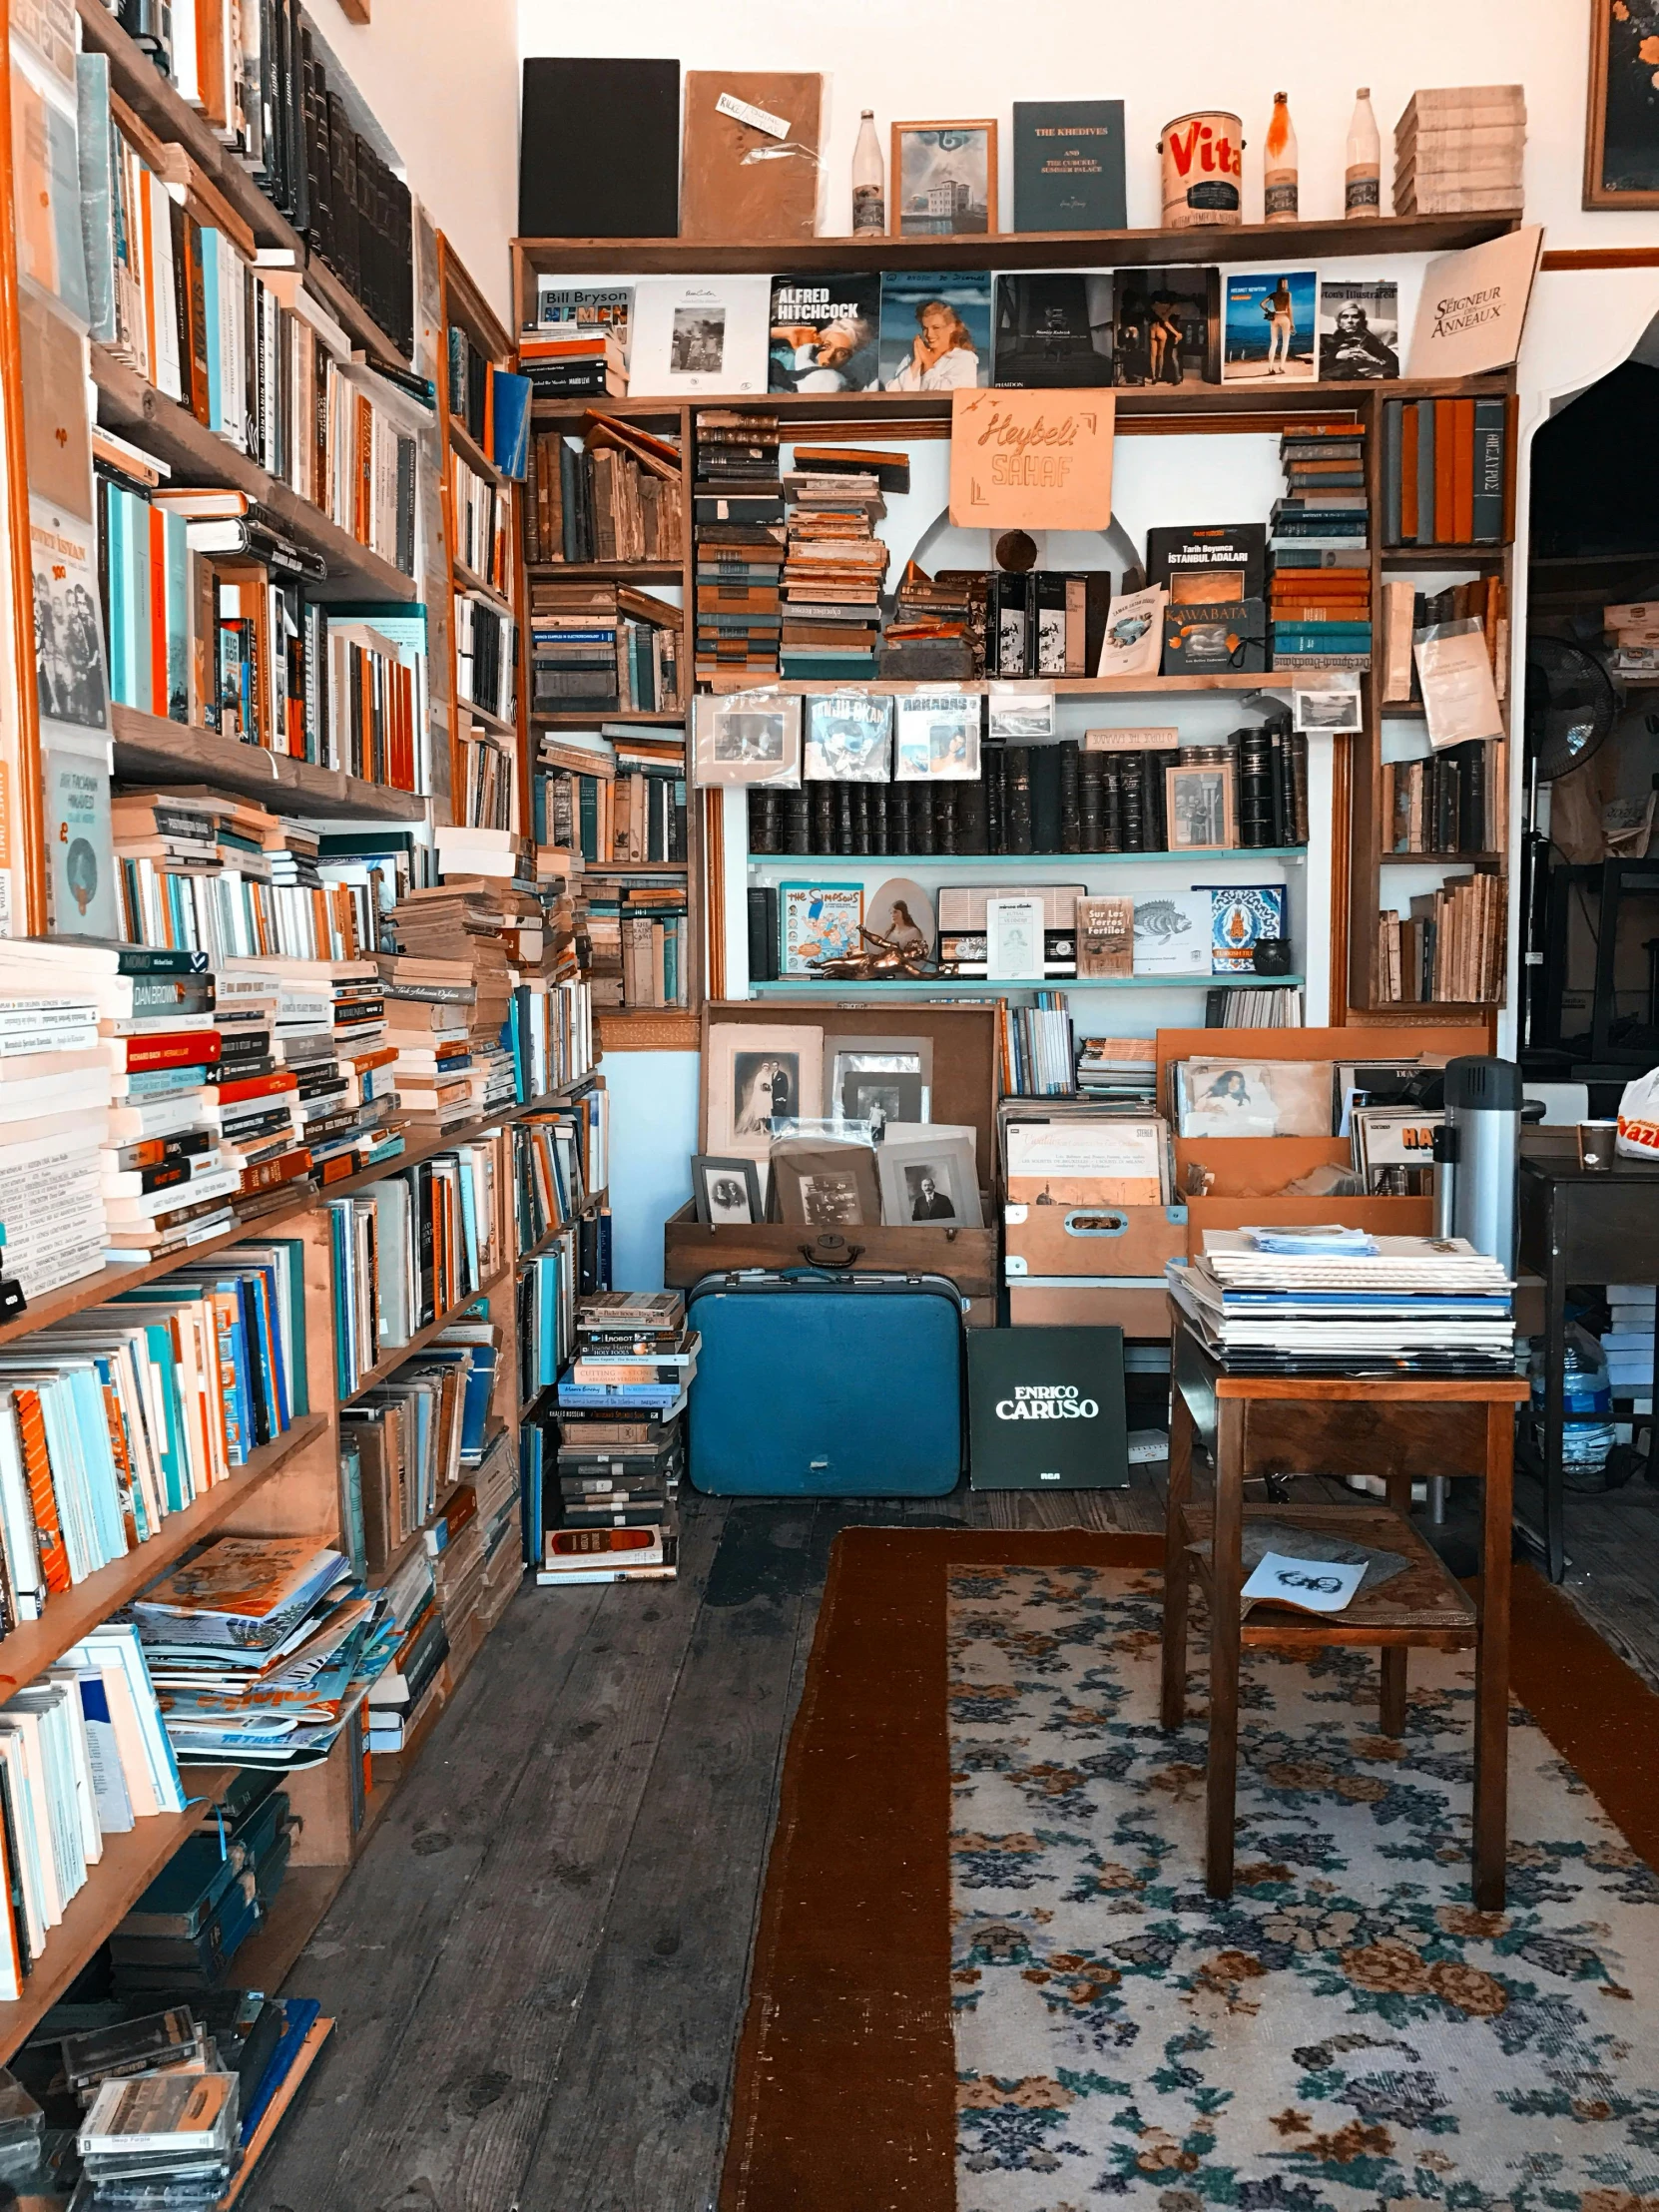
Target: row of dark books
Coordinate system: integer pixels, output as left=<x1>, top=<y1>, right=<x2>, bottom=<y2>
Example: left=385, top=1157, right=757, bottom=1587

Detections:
left=1384, top=740, right=1498, bottom=855
left=747, top=728, right=1309, bottom=857
left=525, top=431, right=686, bottom=566
left=1381, top=394, right=1511, bottom=547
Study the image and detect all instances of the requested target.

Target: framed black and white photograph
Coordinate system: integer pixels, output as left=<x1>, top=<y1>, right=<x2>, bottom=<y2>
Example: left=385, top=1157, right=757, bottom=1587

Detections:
left=706, top=1022, right=825, bottom=1162
left=1292, top=673, right=1364, bottom=735
left=772, top=1142, right=881, bottom=1228
left=1165, top=760, right=1238, bottom=849
left=692, top=1155, right=764, bottom=1226
left=893, top=690, right=982, bottom=782
left=804, top=692, right=893, bottom=782
left=877, top=1132, right=982, bottom=1228
left=691, top=692, right=803, bottom=788
left=824, top=1032, right=933, bottom=1138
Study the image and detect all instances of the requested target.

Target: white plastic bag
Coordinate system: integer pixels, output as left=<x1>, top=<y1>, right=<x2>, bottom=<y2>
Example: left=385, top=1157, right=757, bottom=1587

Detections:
left=1615, top=1067, right=1659, bottom=1158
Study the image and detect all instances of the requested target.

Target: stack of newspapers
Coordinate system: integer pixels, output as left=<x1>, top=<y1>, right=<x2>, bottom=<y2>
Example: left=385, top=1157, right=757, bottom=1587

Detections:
left=1167, top=1227, right=1514, bottom=1374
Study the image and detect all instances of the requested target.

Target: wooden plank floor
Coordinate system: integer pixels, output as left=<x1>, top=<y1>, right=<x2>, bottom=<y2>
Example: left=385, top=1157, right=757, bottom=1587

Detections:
left=243, top=1461, right=1659, bottom=2212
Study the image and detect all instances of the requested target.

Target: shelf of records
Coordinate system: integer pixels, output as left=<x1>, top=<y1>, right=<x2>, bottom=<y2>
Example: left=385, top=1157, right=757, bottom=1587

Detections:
left=513, top=225, right=1539, bottom=404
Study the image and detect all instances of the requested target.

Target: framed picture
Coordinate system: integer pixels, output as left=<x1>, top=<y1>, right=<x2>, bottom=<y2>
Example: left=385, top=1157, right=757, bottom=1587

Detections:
left=1587, top=1, right=1659, bottom=206
left=824, top=1032, right=933, bottom=1136
left=864, top=877, right=936, bottom=962
left=691, top=692, right=803, bottom=787
left=1316, top=277, right=1399, bottom=381
left=891, top=120, right=998, bottom=238
left=893, top=690, right=982, bottom=782
left=804, top=692, right=893, bottom=782
left=1292, top=672, right=1364, bottom=734
left=877, top=1133, right=983, bottom=1229
left=781, top=882, right=864, bottom=976
left=1165, top=760, right=1238, bottom=849
left=772, top=1142, right=882, bottom=1228
left=692, top=1155, right=764, bottom=1226
left=705, top=1022, right=825, bottom=1161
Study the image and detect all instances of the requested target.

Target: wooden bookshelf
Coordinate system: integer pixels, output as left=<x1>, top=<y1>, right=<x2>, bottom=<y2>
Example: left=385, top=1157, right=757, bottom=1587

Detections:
left=0, top=1766, right=236, bottom=2052
left=0, top=1415, right=326, bottom=1697
left=76, top=0, right=410, bottom=366
left=90, top=348, right=417, bottom=604
left=436, top=235, right=530, bottom=835
left=706, top=671, right=1278, bottom=699
left=109, top=705, right=427, bottom=823
left=512, top=214, right=1522, bottom=315
left=340, top=1264, right=512, bottom=1407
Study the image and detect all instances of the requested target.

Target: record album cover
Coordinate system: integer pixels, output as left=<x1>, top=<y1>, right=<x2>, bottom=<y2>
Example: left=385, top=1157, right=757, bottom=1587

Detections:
left=1223, top=270, right=1317, bottom=382
left=967, top=1326, right=1128, bottom=1489
left=769, top=273, right=881, bottom=392
left=878, top=271, right=992, bottom=391
left=991, top=274, right=1114, bottom=387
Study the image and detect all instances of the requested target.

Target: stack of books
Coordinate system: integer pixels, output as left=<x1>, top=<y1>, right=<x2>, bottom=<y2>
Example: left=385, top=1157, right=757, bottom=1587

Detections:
left=133, top=1537, right=400, bottom=1772
left=364, top=1544, right=447, bottom=1754
left=695, top=411, right=784, bottom=679
left=1269, top=423, right=1371, bottom=670
left=541, top=1291, right=691, bottom=1586
left=528, top=581, right=683, bottom=719
left=107, top=1772, right=295, bottom=1996
left=1168, top=1227, right=1514, bottom=1374
left=1393, top=85, right=1525, bottom=214
left=1075, top=1035, right=1158, bottom=1103
left=375, top=958, right=474, bottom=1139
left=1378, top=872, right=1505, bottom=1005
left=433, top=1424, right=523, bottom=1669
left=517, top=312, right=628, bottom=402
left=880, top=559, right=978, bottom=680
left=781, top=462, right=890, bottom=680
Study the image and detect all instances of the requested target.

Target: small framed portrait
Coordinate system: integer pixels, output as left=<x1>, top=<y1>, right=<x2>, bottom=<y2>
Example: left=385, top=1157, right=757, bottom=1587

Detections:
left=877, top=1133, right=983, bottom=1229
left=864, top=876, right=936, bottom=964
left=781, top=882, right=865, bottom=975
left=692, top=1155, right=764, bottom=1226
left=692, top=692, right=803, bottom=787
left=772, top=1142, right=881, bottom=1229
left=823, top=1031, right=933, bottom=1138
left=804, top=692, right=893, bottom=782
left=891, top=120, right=998, bottom=238
left=1587, top=1, right=1659, bottom=206
left=893, top=690, right=982, bottom=782
left=1164, top=759, right=1238, bottom=850
left=1291, top=673, right=1363, bottom=735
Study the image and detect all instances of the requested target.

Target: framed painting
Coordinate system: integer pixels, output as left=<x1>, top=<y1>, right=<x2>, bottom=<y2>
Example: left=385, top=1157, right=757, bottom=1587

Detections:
left=1586, top=0, right=1659, bottom=207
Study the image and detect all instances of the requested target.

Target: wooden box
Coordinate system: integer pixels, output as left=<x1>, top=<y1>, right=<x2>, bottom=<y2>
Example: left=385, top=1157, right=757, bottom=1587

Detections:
left=1009, top=1281, right=1173, bottom=1338
left=664, top=1000, right=1002, bottom=1300
left=1004, top=1199, right=1188, bottom=1281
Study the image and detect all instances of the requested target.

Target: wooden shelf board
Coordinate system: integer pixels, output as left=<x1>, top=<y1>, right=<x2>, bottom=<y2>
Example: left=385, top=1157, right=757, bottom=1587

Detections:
left=1380, top=850, right=1503, bottom=864
left=458, top=699, right=518, bottom=740
left=515, top=214, right=1520, bottom=279
left=449, top=415, right=509, bottom=488
left=0, top=1417, right=327, bottom=1698
left=453, top=561, right=514, bottom=613
left=341, top=1265, right=512, bottom=1405
left=746, top=846, right=1307, bottom=867
left=705, top=672, right=1277, bottom=699
left=748, top=974, right=1304, bottom=995
left=300, top=252, right=410, bottom=370
left=534, top=710, right=686, bottom=725
left=594, top=1009, right=698, bottom=1050
left=110, top=705, right=427, bottom=823
left=1382, top=544, right=1508, bottom=564
left=91, top=350, right=416, bottom=602
left=229, top=1862, right=350, bottom=1995
left=0, top=1765, right=236, bottom=2061
left=1177, top=1500, right=1477, bottom=1647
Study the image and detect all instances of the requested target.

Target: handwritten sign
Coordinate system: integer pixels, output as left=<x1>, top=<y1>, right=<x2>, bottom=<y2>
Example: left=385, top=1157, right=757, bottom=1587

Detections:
left=948, top=387, right=1115, bottom=531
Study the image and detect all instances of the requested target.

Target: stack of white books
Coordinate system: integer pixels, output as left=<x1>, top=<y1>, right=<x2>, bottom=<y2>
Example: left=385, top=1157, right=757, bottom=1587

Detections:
left=1168, top=1228, right=1514, bottom=1370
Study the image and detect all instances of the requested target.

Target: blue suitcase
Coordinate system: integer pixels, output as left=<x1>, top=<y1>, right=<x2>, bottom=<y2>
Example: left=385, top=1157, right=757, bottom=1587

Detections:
left=686, top=1268, right=964, bottom=1496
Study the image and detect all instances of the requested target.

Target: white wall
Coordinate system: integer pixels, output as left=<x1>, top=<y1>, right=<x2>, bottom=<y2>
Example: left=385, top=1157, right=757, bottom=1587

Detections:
left=516, top=0, right=1659, bottom=251
left=309, top=0, right=518, bottom=320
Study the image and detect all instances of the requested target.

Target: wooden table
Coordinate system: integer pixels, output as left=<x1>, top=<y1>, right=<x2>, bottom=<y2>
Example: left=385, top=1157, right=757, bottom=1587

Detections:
left=1517, top=1155, right=1659, bottom=1581
left=1160, top=1324, right=1528, bottom=1909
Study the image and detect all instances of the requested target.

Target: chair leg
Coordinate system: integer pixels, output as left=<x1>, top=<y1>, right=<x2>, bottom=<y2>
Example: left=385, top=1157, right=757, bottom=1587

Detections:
left=1206, top=1398, right=1245, bottom=1900
left=1380, top=1648, right=1407, bottom=1735
left=1471, top=1399, right=1513, bottom=1911
left=1161, top=1386, right=1195, bottom=1731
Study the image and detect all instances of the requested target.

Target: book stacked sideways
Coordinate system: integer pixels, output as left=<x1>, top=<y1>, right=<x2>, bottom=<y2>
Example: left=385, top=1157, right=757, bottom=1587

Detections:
left=1393, top=84, right=1524, bottom=215
left=107, top=1771, right=295, bottom=1997
left=695, top=411, right=784, bottom=680
left=133, top=1536, right=403, bottom=1770
left=781, top=460, right=890, bottom=681
left=1168, top=1227, right=1514, bottom=1375
left=540, top=1291, right=690, bottom=1585
left=1270, top=423, right=1371, bottom=670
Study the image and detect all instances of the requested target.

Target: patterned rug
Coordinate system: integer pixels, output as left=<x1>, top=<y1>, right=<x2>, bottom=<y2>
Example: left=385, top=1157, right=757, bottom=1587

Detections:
left=948, top=1562, right=1659, bottom=2211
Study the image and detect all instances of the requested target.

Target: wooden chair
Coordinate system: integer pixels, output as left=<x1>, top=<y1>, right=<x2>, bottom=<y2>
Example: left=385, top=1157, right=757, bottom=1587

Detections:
left=1160, top=1322, right=1527, bottom=1909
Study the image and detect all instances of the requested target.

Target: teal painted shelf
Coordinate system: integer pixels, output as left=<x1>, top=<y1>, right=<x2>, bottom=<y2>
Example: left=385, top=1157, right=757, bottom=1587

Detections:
left=749, top=974, right=1305, bottom=997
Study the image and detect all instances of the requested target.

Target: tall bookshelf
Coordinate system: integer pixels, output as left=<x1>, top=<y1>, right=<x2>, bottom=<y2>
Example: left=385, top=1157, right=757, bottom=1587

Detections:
left=437, top=238, right=531, bottom=835
left=504, top=227, right=1522, bottom=1029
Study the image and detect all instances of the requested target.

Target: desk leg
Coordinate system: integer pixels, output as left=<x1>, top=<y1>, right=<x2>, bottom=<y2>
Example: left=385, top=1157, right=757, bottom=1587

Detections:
left=1206, top=1398, right=1244, bottom=1901
left=1160, top=1384, right=1194, bottom=1731
left=1380, top=1469, right=1410, bottom=1736
left=1544, top=1258, right=1566, bottom=1585
left=1472, top=1398, right=1512, bottom=1912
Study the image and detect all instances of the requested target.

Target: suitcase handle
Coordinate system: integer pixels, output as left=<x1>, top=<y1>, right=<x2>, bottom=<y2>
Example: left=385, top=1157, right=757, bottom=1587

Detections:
left=799, top=1232, right=865, bottom=1267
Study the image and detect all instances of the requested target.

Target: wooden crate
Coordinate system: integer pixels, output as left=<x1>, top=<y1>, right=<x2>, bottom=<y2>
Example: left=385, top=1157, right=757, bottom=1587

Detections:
left=664, top=1201, right=998, bottom=1299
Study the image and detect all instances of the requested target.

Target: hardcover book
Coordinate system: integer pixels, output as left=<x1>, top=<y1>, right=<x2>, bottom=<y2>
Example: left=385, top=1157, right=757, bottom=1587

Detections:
left=967, top=1326, right=1128, bottom=1489
left=518, top=60, right=680, bottom=237
left=630, top=277, right=771, bottom=398
left=681, top=73, right=825, bottom=241
left=768, top=274, right=881, bottom=393
left=1222, top=271, right=1317, bottom=382
left=1011, top=101, right=1127, bottom=231
left=1110, top=266, right=1220, bottom=385
left=991, top=275, right=1114, bottom=387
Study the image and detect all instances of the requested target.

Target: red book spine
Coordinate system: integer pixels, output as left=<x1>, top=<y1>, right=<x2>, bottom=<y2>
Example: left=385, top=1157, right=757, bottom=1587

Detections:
left=215, top=1069, right=297, bottom=1105
left=120, top=1031, right=223, bottom=1071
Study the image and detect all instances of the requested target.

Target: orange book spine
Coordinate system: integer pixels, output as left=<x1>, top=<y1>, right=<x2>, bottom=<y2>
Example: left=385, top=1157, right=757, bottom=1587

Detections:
left=16, top=1390, right=70, bottom=1595
left=1453, top=399, right=1476, bottom=543
left=1433, top=399, right=1455, bottom=550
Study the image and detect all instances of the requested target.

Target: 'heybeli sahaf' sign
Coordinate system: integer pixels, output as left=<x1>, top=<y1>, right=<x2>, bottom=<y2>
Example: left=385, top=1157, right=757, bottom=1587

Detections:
left=948, top=387, right=1115, bottom=530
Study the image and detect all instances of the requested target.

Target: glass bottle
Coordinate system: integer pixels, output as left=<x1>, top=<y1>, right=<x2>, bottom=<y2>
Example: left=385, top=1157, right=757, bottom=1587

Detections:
left=1264, top=92, right=1298, bottom=224
left=1345, top=87, right=1382, bottom=218
left=852, top=111, right=884, bottom=236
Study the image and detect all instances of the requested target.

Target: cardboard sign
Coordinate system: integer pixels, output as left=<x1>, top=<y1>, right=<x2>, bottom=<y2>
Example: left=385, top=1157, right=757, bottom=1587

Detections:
left=948, top=387, right=1115, bottom=530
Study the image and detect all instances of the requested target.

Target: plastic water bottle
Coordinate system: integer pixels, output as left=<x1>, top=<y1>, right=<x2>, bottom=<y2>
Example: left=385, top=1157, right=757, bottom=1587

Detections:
left=1530, top=1323, right=1615, bottom=1478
